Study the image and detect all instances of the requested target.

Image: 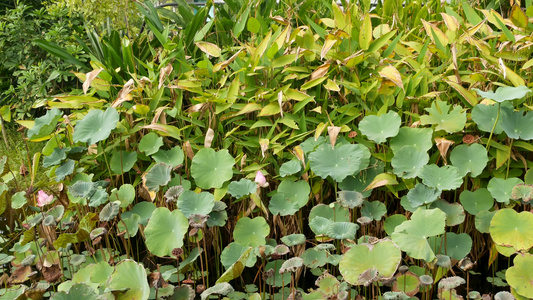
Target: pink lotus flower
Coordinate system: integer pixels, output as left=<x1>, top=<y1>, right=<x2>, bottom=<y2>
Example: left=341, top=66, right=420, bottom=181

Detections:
left=37, top=190, right=53, bottom=207
left=255, top=171, right=268, bottom=188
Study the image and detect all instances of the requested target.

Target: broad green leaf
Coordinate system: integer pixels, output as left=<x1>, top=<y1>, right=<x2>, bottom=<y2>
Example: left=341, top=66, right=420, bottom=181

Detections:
left=407, top=183, right=441, bottom=208
left=279, top=160, right=302, bottom=177
left=391, top=146, right=429, bottom=179
left=247, top=17, right=260, bottom=33
left=506, top=254, right=533, bottom=298
left=73, top=107, right=119, bottom=145
left=420, top=100, right=466, bottom=133
left=384, top=214, right=407, bottom=236
left=309, top=143, right=370, bottom=182
left=337, top=190, right=364, bottom=209
left=359, top=111, right=401, bottom=144
left=277, top=179, right=310, bottom=208
left=361, top=200, right=387, bottom=221
left=220, top=243, right=256, bottom=270
left=460, top=188, right=494, bottom=215
left=139, top=132, right=163, bottom=156
left=471, top=102, right=507, bottom=134
left=110, top=151, right=137, bottom=175
left=142, top=163, right=172, bottom=199
left=269, top=193, right=300, bottom=216
left=473, top=85, right=531, bottom=102
left=390, top=127, right=433, bottom=152
left=475, top=210, right=496, bottom=233
left=177, top=190, right=215, bottom=218
left=227, top=179, right=256, bottom=199
left=191, top=148, right=234, bottom=189
left=490, top=208, right=533, bottom=251
left=144, top=207, right=188, bottom=257
left=512, top=184, right=533, bottom=202
left=195, top=41, right=221, bottom=57
left=43, top=148, right=67, bottom=167
left=487, top=177, right=523, bottom=204
left=432, top=200, right=465, bottom=226
left=233, top=217, right=269, bottom=247
left=327, top=222, right=358, bottom=240
left=500, top=106, right=533, bottom=140
left=27, top=108, right=62, bottom=140
left=50, top=283, right=99, bottom=300
left=54, top=159, right=75, bottom=182
left=419, top=165, right=463, bottom=191
left=449, top=144, right=488, bottom=177
left=11, top=192, right=27, bottom=209
left=430, top=232, right=472, bottom=261
left=152, top=147, right=184, bottom=167
left=107, top=260, right=150, bottom=300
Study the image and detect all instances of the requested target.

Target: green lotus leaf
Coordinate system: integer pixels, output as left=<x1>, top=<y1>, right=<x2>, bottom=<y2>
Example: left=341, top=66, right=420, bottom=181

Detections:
left=191, top=148, right=234, bottom=189
left=207, top=210, right=228, bottom=227
left=494, top=291, right=516, bottom=300
left=107, top=260, right=149, bottom=300
left=50, top=283, right=100, bottom=300
left=337, top=190, right=364, bottom=209
left=279, top=257, right=303, bottom=274
left=143, top=163, right=172, bottom=196
left=473, top=85, right=531, bottom=102
left=54, top=159, right=75, bottom=182
left=309, top=216, right=334, bottom=236
left=73, top=107, right=119, bottom=145
left=27, top=108, right=62, bottom=140
left=301, top=248, right=328, bottom=268
left=109, top=184, right=135, bottom=208
left=117, top=213, right=140, bottom=238
left=309, top=143, right=370, bottom=182
left=269, top=193, right=300, bottom=216
left=309, top=203, right=350, bottom=225
left=233, top=217, right=269, bottom=247
left=420, top=100, right=466, bottom=133
left=88, top=189, right=108, bottom=207
left=391, top=146, right=429, bottom=179
left=66, top=146, right=86, bottom=160
left=138, top=132, right=163, bottom=155
left=70, top=254, right=86, bottom=267
left=216, top=247, right=252, bottom=284
left=144, top=207, right=188, bottom=257
left=201, top=283, right=234, bottom=300
left=471, top=102, right=506, bottom=133
left=431, top=200, right=465, bottom=226
left=281, top=234, right=306, bottom=247
left=392, top=208, right=446, bottom=262
left=500, top=105, right=533, bottom=140
left=177, top=190, right=215, bottom=218
left=361, top=201, right=387, bottom=221
left=512, top=184, right=533, bottom=202
left=438, top=276, right=466, bottom=290
left=490, top=208, right=533, bottom=251
left=383, top=291, right=411, bottom=300
left=315, top=273, right=340, bottom=297
left=449, top=144, right=488, bottom=177
left=407, top=183, right=441, bottom=208
left=299, top=136, right=326, bottom=154
left=277, top=179, right=310, bottom=209
left=110, top=151, right=137, bottom=175
left=99, top=201, right=120, bottom=222
left=228, top=179, right=256, bottom=199
left=390, top=127, right=433, bottom=152
left=279, top=160, right=302, bottom=177
left=434, top=232, right=472, bottom=260
left=273, top=244, right=290, bottom=256
left=90, top=227, right=106, bottom=240
left=43, top=214, right=56, bottom=226
left=43, top=147, right=67, bottom=167
left=506, top=254, right=533, bottom=298
left=419, top=164, right=463, bottom=191
left=171, top=285, right=195, bottom=300
left=393, top=272, right=420, bottom=297
left=460, top=188, right=494, bottom=215
left=11, top=191, right=27, bottom=209
left=326, top=222, right=359, bottom=240
left=264, top=260, right=291, bottom=287
left=122, top=201, right=155, bottom=226
left=339, top=158, right=384, bottom=197
left=69, top=181, right=96, bottom=198
left=339, top=239, right=401, bottom=285
left=359, top=111, right=402, bottom=144
left=475, top=210, right=496, bottom=233
left=220, top=242, right=257, bottom=269
left=384, top=214, right=407, bottom=236
left=488, top=177, right=523, bottom=204
left=178, top=247, right=203, bottom=272
left=152, top=146, right=184, bottom=167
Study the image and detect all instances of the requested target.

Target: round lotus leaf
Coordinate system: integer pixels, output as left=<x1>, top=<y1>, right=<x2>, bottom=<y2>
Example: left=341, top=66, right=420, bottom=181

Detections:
left=54, top=159, right=75, bottom=182
left=265, top=260, right=290, bottom=287
left=70, top=254, right=86, bottom=267
left=99, top=201, right=120, bottom=222
left=438, top=276, right=465, bottom=290
left=384, top=214, right=407, bottom=236
left=471, top=102, right=505, bottom=134
left=277, top=179, right=310, bottom=209
left=500, top=105, right=533, bottom=140
left=468, top=291, right=482, bottom=300
left=172, top=285, right=195, bottom=300
left=279, top=257, right=303, bottom=274
left=165, top=186, right=184, bottom=203
left=475, top=210, right=496, bottom=233
left=390, top=127, right=433, bottom=153
left=110, top=151, right=137, bottom=175
left=90, top=227, right=107, bottom=239
left=109, top=184, right=135, bottom=208
left=359, top=111, right=401, bottom=144
left=315, top=243, right=336, bottom=251
left=299, top=136, right=326, bottom=154
left=191, top=148, right=234, bottom=189
left=279, top=160, right=302, bottom=177
left=117, top=213, right=140, bottom=238
left=43, top=148, right=67, bottom=168
left=281, top=234, right=306, bottom=247
left=494, top=291, right=515, bottom=300
left=200, top=282, right=234, bottom=300
left=142, top=163, right=172, bottom=197
left=326, top=222, right=359, bottom=240
left=301, top=248, right=328, bottom=268
left=337, top=190, right=364, bottom=209
left=431, top=200, right=465, bottom=226
left=339, top=239, right=401, bottom=285
left=512, top=184, right=533, bottom=202
left=139, top=132, right=163, bottom=155
left=506, top=254, right=533, bottom=298
left=420, top=100, right=467, bottom=133
left=407, top=183, right=441, bottom=208
left=144, top=207, right=188, bottom=257
left=25, top=213, right=43, bottom=229
left=51, top=283, right=100, bottom=300
left=392, top=272, right=420, bottom=296
left=419, top=274, right=434, bottom=286
left=490, top=208, right=533, bottom=251
left=269, top=193, right=300, bottom=216
left=432, top=233, right=472, bottom=261
left=435, top=254, right=452, bottom=268
left=400, top=195, right=417, bottom=213
left=176, top=191, right=214, bottom=218
left=474, top=85, right=531, bottom=102
left=122, top=201, right=155, bottom=226
left=43, top=215, right=56, bottom=226
left=228, top=178, right=256, bottom=199
left=27, top=108, right=62, bottom=140
left=383, top=291, right=411, bottom=300
left=207, top=210, right=228, bottom=227
left=309, top=216, right=334, bottom=236
left=69, top=181, right=96, bottom=199
left=73, top=107, right=119, bottom=145
left=449, top=144, right=488, bottom=177
left=11, top=191, right=27, bottom=209
left=391, top=145, right=429, bottom=179
left=361, top=201, right=387, bottom=221
left=88, top=189, right=109, bottom=207
left=274, top=245, right=290, bottom=256
left=152, top=146, right=184, bottom=167
left=460, top=188, right=494, bottom=215
left=315, top=273, right=341, bottom=297
left=309, top=143, right=370, bottom=182
left=233, top=217, right=269, bottom=247
left=107, top=259, right=149, bottom=300
left=21, top=254, right=36, bottom=266
left=220, top=242, right=257, bottom=269
left=309, top=203, right=351, bottom=223
left=419, top=164, right=463, bottom=191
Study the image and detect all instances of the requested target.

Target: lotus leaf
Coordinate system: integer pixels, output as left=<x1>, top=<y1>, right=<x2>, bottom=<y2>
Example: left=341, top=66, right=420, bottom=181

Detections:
left=299, top=136, right=326, bottom=154
left=55, top=159, right=75, bottom=182
left=391, top=146, right=429, bottom=179
left=383, top=291, right=411, bottom=300
left=460, top=188, right=494, bottom=215
left=110, top=151, right=137, bottom=175
left=276, top=179, right=310, bottom=209
left=407, top=183, right=441, bottom=208
left=315, top=273, right=341, bottom=297
left=50, top=283, right=100, bottom=300
left=430, top=233, right=472, bottom=260
left=431, top=200, right=465, bottom=226
left=309, top=143, right=370, bottom=182
left=274, top=244, right=290, bottom=256
left=207, top=209, right=228, bottom=227
left=419, top=164, right=463, bottom=191
left=500, top=105, right=533, bottom=140
left=69, top=254, right=86, bottom=267
left=216, top=247, right=252, bottom=284
left=488, top=177, right=523, bottom=204
left=233, top=217, right=269, bottom=247
left=109, top=184, right=135, bottom=208
left=473, top=85, right=531, bottom=102
left=279, top=257, right=303, bottom=274
left=361, top=201, right=387, bottom=221
left=420, top=100, right=466, bottom=133
left=339, top=239, right=401, bottom=285
left=88, top=189, right=108, bottom=207
left=384, top=214, right=407, bottom=235
left=359, top=111, right=401, bottom=144
left=281, top=234, right=306, bottom=247
left=43, top=148, right=67, bottom=167
left=11, top=191, right=26, bottom=209
left=392, top=208, right=446, bottom=262
left=200, top=283, right=234, bottom=300
left=107, top=260, right=149, bottom=300
left=337, top=190, right=364, bottom=209
left=142, top=163, right=172, bottom=198
left=390, top=127, right=433, bottom=152
left=438, top=276, right=465, bottom=290
left=144, top=207, right=188, bottom=257
left=475, top=210, right=496, bottom=233
left=27, top=108, right=62, bottom=140
left=512, top=184, right=533, bottom=202
left=265, top=260, right=291, bottom=287
left=191, top=148, right=234, bottom=189
left=152, top=147, right=184, bottom=168
left=309, top=203, right=350, bottom=223
left=69, top=181, right=96, bottom=198
left=269, top=193, right=300, bottom=216
left=506, top=254, right=533, bottom=298
left=220, top=242, right=257, bottom=269
left=73, top=107, right=119, bottom=145
left=393, top=272, right=420, bottom=297
left=326, top=222, right=359, bottom=240
left=494, top=291, right=516, bottom=300
left=116, top=214, right=140, bottom=239
left=176, top=190, right=214, bottom=218
left=301, top=248, right=328, bottom=268
left=279, top=160, right=302, bottom=177
left=99, top=201, right=120, bottom=222
left=471, top=102, right=506, bottom=134
left=122, top=201, right=155, bottom=226
left=139, top=132, right=163, bottom=155
left=450, top=144, right=488, bottom=177
left=490, top=208, right=533, bottom=251
left=43, top=215, right=56, bottom=226
left=227, top=179, right=256, bottom=199
left=309, top=216, right=334, bottom=236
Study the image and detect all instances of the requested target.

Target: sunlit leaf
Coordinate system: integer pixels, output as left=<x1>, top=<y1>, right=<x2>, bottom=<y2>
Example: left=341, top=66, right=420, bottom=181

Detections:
left=73, top=107, right=119, bottom=145
left=359, top=111, right=402, bottom=144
